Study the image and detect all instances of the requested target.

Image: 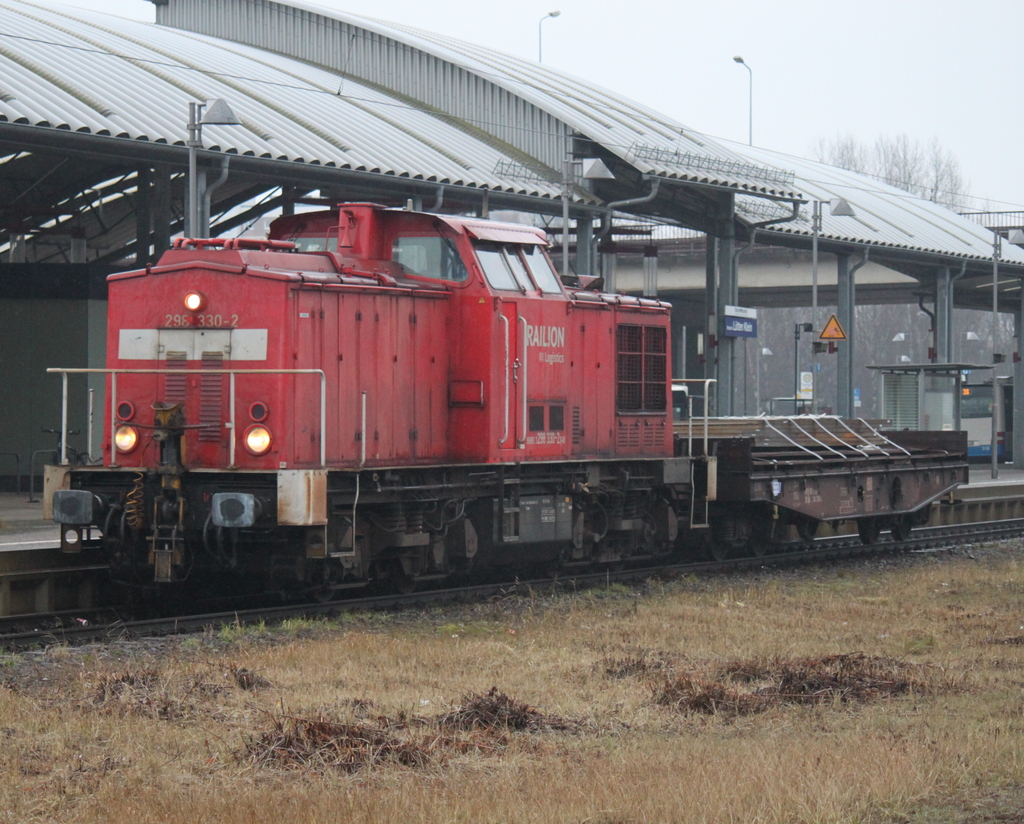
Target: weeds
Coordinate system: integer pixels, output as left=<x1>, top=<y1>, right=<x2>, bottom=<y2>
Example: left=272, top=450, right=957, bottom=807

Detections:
left=438, top=686, right=575, bottom=732
left=242, top=715, right=437, bottom=773
left=650, top=653, right=959, bottom=717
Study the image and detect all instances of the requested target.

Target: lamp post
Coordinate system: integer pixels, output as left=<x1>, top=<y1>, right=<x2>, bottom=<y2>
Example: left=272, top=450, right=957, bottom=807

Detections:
left=538, top=11, right=561, bottom=63
left=186, top=98, right=240, bottom=239
left=732, top=56, right=752, bottom=146
left=810, top=197, right=856, bottom=411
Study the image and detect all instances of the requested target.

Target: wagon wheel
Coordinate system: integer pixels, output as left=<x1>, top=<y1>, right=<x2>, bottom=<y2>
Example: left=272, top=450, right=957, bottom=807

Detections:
left=749, top=537, right=768, bottom=558
left=704, top=532, right=730, bottom=562
left=890, top=514, right=913, bottom=543
left=857, top=517, right=882, bottom=545
left=796, top=518, right=820, bottom=543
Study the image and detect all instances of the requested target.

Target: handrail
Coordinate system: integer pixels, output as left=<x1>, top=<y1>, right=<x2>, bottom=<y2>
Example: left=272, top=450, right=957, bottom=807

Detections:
left=498, top=314, right=510, bottom=447
left=47, top=368, right=327, bottom=468
left=518, top=315, right=528, bottom=449
left=675, top=378, right=716, bottom=457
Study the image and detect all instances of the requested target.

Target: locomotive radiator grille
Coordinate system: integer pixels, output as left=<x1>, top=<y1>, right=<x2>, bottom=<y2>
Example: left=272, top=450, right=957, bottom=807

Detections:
left=643, top=420, right=664, bottom=448
left=617, top=421, right=641, bottom=448
left=164, top=352, right=187, bottom=405
left=199, top=351, right=224, bottom=441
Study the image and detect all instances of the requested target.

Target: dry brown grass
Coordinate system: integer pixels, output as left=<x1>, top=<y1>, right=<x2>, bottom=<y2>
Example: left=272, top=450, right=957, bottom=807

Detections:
left=1, top=546, right=1024, bottom=822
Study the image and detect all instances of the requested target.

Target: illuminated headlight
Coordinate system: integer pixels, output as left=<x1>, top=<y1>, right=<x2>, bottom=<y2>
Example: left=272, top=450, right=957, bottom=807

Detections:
left=115, top=425, right=139, bottom=453
left=244, top=425, right=272, bottom=455
left=184, top=291, right=206, bottom=312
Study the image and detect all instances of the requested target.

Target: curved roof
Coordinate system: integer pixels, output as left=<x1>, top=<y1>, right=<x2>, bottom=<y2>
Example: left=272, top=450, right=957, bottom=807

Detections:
left=155, top=0, right=802, bottom=201
left=155, top=0, right=1021, bottom=269
left=0, top=0, right=562, bottom=198
left=736, top=146, right=1024, bottom=265
left=0, top=0, right=1018, bottom=275
left=321, top=8, right=800, bottom=199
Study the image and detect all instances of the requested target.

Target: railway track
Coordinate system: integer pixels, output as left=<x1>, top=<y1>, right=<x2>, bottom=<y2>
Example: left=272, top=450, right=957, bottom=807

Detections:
left=1, top=512, right=1020, bottom=652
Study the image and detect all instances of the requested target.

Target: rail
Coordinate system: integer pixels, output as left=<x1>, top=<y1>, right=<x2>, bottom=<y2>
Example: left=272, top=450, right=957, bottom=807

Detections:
left=46, top=368, right=327, bottom=468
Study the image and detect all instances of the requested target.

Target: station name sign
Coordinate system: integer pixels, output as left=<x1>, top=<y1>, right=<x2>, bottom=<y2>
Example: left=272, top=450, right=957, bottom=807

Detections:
left=723, top=305, right=757, bottom=338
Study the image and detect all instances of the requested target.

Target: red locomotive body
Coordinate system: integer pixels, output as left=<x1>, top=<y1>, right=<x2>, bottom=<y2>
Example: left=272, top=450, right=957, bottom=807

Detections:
left=47, top=205, right=681, bottom=592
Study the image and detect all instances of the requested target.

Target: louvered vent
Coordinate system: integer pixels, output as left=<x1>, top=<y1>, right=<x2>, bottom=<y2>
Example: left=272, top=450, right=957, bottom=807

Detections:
left=643, top=420, right=664, bottom=448
left=199, top=351, right=223, bottom=442
left=164, top=352, right=187, bottom=405
left=617, top=421, right=641, bottom=449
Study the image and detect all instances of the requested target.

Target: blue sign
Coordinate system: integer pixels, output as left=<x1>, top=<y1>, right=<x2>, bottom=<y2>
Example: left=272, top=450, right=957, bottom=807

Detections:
left=724, top=316, right=757, bottom=337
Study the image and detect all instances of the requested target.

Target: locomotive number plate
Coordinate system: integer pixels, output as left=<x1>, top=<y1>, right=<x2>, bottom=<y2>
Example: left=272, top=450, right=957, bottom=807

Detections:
left=164, top=313, right=239, bottom=328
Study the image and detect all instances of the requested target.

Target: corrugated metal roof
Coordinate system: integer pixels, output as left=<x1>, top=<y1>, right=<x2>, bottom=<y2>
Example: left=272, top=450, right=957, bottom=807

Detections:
left=0, top=0, right=564, bottom=198
left=735, top=146, right=1024, bottom=264
left=155, top=0, right=803, bottom=201
left=358, top=12, right=802, bottom=198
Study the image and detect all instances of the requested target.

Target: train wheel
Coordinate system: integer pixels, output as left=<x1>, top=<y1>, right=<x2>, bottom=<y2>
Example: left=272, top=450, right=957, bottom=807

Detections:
left=705, top=534, right=730, bottom=562
left=796, top=518, right=820, bottom=543
left=890, top=515, right=913, bottom=543
left=749, top=538, right=768, bottom=559
left=857, top=517, right=882, bottom=545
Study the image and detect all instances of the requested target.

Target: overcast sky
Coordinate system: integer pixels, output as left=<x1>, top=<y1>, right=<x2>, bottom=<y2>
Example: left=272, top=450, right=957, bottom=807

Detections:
left=58, top=0, right=1024, bottom=213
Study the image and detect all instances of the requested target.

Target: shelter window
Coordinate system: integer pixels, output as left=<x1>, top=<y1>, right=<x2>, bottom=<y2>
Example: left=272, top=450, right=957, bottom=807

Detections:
left=392, top=235, right=468, bottom=282
left=521, top=246, right=562, bottom=294
left=616, top=324, right=667, bottom=412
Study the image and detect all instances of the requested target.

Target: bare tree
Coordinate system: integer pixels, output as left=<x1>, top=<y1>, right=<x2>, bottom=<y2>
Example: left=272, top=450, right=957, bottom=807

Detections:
left=813, top=134, right=970, bottom=210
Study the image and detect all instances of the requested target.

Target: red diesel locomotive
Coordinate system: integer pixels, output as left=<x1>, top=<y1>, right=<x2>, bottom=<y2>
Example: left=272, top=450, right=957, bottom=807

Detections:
left=45, top=203, right=966, bottom=595
left=46, top=204, right=687, bottom=592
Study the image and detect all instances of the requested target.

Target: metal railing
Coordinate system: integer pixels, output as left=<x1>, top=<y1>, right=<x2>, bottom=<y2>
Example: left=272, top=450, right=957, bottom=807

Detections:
left=676, top=379, right=716, bottom=458
left=47, top=368, right=327, bottom=468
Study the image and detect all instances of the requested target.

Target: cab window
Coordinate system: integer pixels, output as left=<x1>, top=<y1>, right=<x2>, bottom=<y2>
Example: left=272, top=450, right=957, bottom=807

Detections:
left=475, top=243, right=519, bottom=291
left=475, top=242, right=553, bottom=293
left=285, top=235, right=339, bottom=252
left=392, top=235, right=469, bottom=282
left=522, top=245, right=562, bottom=294
left=503, top=247, right=535, bottom=291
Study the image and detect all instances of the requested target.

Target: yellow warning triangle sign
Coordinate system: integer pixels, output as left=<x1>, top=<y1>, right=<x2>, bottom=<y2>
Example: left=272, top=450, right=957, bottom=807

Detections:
left=820, top=314, right=847, bottom=341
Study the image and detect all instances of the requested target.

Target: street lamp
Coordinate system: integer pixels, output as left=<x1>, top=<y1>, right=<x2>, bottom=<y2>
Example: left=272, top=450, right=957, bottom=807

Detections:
left=732, top=56, right=752, bottom=146
left=187, top=98, right=240, bottom=239
left=538, top=11, right=561, bottom=63
left=810, top=197, right=856, bottom=411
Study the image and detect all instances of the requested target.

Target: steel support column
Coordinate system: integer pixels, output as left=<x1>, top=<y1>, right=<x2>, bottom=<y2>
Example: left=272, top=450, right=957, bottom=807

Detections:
left=642, top=245, right=658, bottom=297
left=935, top=265, right=952, bottom=363
left=836, top=253, right=854, bottom=418
left=152, top=165, right=171, bottom=259
left=715, top=195, right=737, bottom=416
left=577, top=216, right=593, bottom=278
left=704, top=235, right=717, bottom=391
left=1015, top=292, right=1023, bottom=466
left=136, top=167, right=152, bottom=264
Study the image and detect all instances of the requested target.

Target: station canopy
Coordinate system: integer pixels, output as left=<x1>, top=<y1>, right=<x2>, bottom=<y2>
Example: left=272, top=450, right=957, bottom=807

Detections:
left=0, top=0, right=1020, bottom=285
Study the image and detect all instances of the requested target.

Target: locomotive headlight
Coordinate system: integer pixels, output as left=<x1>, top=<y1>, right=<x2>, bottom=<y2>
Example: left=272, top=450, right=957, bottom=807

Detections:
left=184, top=291, right=206, bottom=312
left=244, top=424, right=272, bottom=455
left=114, top=425, right=139, bottom=453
